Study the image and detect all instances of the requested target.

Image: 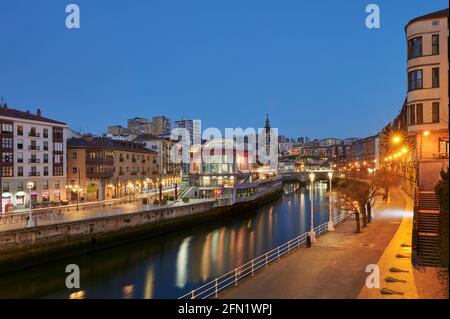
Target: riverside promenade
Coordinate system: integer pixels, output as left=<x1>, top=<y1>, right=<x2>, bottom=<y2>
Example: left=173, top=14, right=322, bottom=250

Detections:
left=221, top=188, right=446, bottom=299
left=0, top=187, right=182, bottom=232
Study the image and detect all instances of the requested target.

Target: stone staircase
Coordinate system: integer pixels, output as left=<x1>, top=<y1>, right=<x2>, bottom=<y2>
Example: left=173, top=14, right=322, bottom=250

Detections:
left=416, top=191, right=441, bottom=267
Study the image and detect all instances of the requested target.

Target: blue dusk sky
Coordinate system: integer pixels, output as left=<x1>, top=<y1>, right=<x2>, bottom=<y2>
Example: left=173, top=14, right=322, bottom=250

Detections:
left=0, top=0, right=447, bottom=139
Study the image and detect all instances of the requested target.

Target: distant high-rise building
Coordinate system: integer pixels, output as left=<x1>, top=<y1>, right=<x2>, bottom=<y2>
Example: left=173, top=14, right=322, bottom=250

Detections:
left=152, top=116, right=171, bottom=136
left=127, top=117, right=152, bottom=135
left=297, top=137, right=304, bottom=144
left=174, top=119, right=201, bottom=144
left=107, top=125, right=129, bottom=135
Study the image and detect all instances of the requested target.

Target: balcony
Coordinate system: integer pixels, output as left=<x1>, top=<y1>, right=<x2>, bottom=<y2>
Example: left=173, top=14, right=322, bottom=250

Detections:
left=28, top=145, right=41, bottom=151
left=433, top=153, right=449, bottom=160
left=28, top=132, right=40, bottom=137
left=28, top=158, right=41, bottom=163
left=29, top=172, right=41, bottom=176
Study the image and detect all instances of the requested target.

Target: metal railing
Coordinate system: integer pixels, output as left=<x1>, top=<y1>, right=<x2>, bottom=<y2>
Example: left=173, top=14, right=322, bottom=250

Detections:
left=0, top=186, right=180, bottom=229
left=179, top=211, right=351, bottom=299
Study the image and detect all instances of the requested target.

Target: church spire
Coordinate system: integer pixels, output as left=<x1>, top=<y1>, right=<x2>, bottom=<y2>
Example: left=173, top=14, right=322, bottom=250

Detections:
left=265, top=113, right=270, bottom=131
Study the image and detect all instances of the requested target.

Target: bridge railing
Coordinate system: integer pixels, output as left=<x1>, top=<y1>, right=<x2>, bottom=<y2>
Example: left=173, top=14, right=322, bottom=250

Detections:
left=178, top=211, right=350, bottom=299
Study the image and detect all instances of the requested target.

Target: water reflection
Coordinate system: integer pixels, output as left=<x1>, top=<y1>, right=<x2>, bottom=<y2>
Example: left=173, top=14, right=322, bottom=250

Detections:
left=0, top=183, right=334, bottom=299
left=175, top=237, right=191, bottom=289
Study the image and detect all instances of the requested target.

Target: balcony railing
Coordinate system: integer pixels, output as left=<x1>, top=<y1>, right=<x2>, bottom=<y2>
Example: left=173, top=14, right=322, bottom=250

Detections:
left=433, top=153, right=449, bottom=160
left=28, top=145, right=40, bottom=151
left=28, top=132, right=40, bottom=137
left=29, top=172, right=40, bottom=176
left=28, top=158, right=41, bottom=163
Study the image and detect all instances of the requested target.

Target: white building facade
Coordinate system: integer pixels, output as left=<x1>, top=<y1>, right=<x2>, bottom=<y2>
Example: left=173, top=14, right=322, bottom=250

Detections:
left=1, top=106, right=67, bottom=213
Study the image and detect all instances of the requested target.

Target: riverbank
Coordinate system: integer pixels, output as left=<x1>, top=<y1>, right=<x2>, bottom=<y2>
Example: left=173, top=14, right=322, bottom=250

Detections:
left=220, top=188, right=438, bottom=299
left=0, top=188, right=283, bottom=275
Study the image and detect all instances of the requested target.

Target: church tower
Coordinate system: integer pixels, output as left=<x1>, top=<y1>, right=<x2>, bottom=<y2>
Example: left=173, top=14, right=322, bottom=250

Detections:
left=265, top=113, right=271, bottom=155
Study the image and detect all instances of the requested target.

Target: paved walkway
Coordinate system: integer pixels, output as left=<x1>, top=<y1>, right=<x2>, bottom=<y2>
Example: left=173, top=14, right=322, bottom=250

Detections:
left=221, top=188, right=446, bottom=299
left=0, top=193, right=214, bottom=232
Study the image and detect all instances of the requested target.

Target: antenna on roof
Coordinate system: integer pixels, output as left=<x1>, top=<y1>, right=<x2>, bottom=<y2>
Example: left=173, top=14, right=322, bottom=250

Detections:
left=0, top=96, right=4, bottom=107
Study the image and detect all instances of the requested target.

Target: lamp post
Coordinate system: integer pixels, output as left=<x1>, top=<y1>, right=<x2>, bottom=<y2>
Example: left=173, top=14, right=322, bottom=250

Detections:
left=309, top=173, right=316, bottom=242
left=27, top=182, right=34, bottom=228
left=327, top=172, right=335, bottom=231
left=74, top=185, right=82, bottom=210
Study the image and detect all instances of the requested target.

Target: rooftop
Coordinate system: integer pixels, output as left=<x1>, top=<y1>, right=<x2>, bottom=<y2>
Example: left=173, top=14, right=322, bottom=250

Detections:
left=67, top=136, right=157, bottom=154
left=406, top=8, right=449, bottom=28
left=0, top=104, right=66, bottom=125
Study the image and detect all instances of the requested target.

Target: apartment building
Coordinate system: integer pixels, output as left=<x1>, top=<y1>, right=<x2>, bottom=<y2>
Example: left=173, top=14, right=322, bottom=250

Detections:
left=173, top=119, right=201, bottom=144
left=1, top=105, right=67, bottom=213
left=127, top=117, right=152, bottom=135
left=405, top=8, right=449, bottom=191
left=134, top=134, right=182, bottom=177
left=67, top=136, right=157, bottom=201
left=151, top=116, right=171, bottom=136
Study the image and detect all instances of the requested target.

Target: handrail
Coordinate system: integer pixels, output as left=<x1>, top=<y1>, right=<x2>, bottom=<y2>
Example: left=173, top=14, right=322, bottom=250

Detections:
left=178, top=211, right=351, bottom=299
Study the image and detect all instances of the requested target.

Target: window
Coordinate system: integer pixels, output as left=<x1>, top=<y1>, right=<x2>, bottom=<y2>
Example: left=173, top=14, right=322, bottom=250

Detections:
left=44, top=166, right=49, bottom=176
left=439, top=139, right=449, bottom=158
left=432, top=102, right=440, bottom=123
left=416, top=104, right=423, bottom=124
left=2, top=182, right=9, bottom=192
left=73, top=167, right=78, bottom=174
left=43, top=181, right=49, bottom=190
left=54, top=181, right=60, bottom=189
left=432, top=34, right=439, bottom=55
left=408, top=70, right=423, bottom=91
left=29, top=127, right=38, bottom=137
left=17, top=152, right=23, bottom=163
left=54, top=154, right=63, bottom=164
left=408, top=37, right=422, bottom=59
left=43, top=141, right=49, bottom=151
left=1, top=138, right=13, bottom=149
left=432, top=68, right=440, bottom=88
left=54, top=142, right=63, bottom=152
left=17, top=139, right=23, bottom=149
left=409, top=104, right=416, bottom=125
left=43, top=154, right=49, bottom=163
left=1, top=123, right=13, bottom=133
left=2, top=152, right=13, bottom=163
left=2, top=167, right=13, bottom=177
left=53, top=166, right=63, bottom=176
left=17, top=125, right=23, bottom=136
left=43, top=128, right=49, bottom=138
left=17, top=167, right=23, bottom=177
left=72, top=152, right=77, bottom=159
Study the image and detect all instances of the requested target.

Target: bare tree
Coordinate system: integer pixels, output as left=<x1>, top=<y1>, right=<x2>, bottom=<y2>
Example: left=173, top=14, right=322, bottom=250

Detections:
left=334, top=179, right=370, bottom=233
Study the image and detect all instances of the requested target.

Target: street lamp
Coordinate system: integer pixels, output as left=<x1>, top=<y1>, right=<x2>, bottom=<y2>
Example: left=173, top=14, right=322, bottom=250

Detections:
left=26, top=181, right=34, bottom=228
left=309, top=173, right=316, bottom=242
left=74, top=185, right=82, bottom=210
left=392, top=135, right=401, bottom=144
left=327, top=172, right=334, bottom=231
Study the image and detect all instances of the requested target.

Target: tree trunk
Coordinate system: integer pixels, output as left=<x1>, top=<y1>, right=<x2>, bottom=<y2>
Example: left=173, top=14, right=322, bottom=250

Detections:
left=362, top=206, right=367, bottom=228
left=355, top=211, right=361, bottom=233
left=367, top=202, right=372, bottom=223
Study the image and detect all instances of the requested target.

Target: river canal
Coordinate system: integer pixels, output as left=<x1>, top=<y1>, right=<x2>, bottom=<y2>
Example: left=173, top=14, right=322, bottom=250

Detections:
left=0, top=182, right=336, bottom=299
